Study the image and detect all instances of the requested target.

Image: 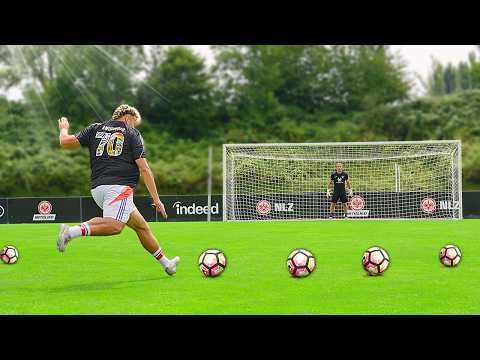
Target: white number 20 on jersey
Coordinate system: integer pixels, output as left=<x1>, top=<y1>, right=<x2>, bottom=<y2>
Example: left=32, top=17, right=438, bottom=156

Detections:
left=95, top=132, right=124, bottom=157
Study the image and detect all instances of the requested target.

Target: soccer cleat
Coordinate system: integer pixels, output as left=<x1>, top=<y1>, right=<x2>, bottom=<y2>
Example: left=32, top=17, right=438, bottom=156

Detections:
left=57, top=224, right=70, bottom=253
left=165, top=256, right=180, bottom=276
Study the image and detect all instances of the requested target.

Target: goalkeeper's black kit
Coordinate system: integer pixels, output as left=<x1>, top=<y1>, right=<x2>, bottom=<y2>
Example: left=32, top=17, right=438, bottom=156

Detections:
left=330, top=171, right=349, bottom=203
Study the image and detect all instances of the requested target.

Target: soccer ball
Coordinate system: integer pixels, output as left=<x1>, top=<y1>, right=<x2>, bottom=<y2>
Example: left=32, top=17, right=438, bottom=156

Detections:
left=439, top=245, right=461, bottom=267
left=287, top=249, right=316, bottom=278
left=198, top=249, right=227, bottom=277
left=362, top=246, right=390, bottom=276
left=1, top=245, right=19, bottom=264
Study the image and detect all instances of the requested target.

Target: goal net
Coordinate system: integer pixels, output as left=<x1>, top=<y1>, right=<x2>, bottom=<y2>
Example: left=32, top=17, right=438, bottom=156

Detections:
left=223, top=141, right=462, bottom=221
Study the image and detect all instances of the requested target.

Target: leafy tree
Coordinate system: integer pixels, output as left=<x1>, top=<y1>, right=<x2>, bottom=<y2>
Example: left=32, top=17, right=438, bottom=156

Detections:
left=426, top=62, right=458, bottom=96
left=329, top=45, right=410, bottom=111
left=456, top=61, right=472, bottom=90
left=443, top=63, right=457, bottom=94
left=138, top=46, right=216, bottom=139
left=213, top=45, right=410, bottom=124
left=424, top=50, right=480, bottom=96
left=0, top=45, right=147, bottom=127
left=0, top=45, right=58, bottom=92
left=42, top=45, right=144, bottom=125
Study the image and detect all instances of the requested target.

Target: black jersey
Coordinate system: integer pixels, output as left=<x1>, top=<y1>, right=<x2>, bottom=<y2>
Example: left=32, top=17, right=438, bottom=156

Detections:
left=331, top=171, right=349, bottom=193
left=75, top=120, right=146, bottom=189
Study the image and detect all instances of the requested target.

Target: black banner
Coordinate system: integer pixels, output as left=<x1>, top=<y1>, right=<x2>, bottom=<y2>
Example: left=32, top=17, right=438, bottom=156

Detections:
left=130, top=196, right=158, bottom=222
left=158, top=195, right=222, bottom=222
left=463, top=191, right=480, bottom=219
left=0, top=198, right=7, bottom=224
left=230, top=192, right=464, bottom=220
left=0, top=192, right=478, bottom=224
left=79, top=195, right=222, bottom=223
left=8, top=198, right=81, bottom=224
left=80, top=197, right=103, bottom=222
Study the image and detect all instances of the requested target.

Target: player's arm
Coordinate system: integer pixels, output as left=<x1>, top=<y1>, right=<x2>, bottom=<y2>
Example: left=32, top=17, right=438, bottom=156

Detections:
left=135, top=158, right=167, bottom=219
left=346, top=179, right=353, bottom=196
left=58, top=117, right=81, bottom=150
left=327, top=178, right=333, bottom=197
left=346, top=179, right=352, bottom=189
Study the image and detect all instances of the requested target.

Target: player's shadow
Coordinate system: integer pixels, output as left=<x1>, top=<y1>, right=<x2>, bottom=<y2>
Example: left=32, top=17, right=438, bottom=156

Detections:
left=46, top=277, right=170, bottom=293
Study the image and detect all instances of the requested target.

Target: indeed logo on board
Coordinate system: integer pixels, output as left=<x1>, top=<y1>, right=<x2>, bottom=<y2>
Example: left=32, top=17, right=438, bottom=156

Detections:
left=173, top=202, right=219, bottom=215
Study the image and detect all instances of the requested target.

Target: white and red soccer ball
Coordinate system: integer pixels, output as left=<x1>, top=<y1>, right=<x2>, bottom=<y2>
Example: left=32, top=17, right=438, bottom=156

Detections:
left=1, top=245, right=19, bottom=264
left=439, top=245, right=461, bottom=267
left=198, top=249, right=227, bottom=277
left=362, top=246, right=390, bottom=276
left=287, top=249, right=316, bottom=278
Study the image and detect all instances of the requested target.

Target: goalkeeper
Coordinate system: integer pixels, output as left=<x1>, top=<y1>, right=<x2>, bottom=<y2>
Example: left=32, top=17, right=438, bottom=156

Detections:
left=327, top=162, right=352, bottom=219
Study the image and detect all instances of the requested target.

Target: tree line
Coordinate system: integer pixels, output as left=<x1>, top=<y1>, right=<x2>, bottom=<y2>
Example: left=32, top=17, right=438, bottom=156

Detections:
left=422, top=46, right=480, bottom=96
left=0, top=45, right=478, bottom=197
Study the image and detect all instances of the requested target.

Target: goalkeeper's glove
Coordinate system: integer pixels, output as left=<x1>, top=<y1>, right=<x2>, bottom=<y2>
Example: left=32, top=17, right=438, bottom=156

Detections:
left=326, top=189, right=332, bottom=197
left=347, top=188, right=353, bottom=197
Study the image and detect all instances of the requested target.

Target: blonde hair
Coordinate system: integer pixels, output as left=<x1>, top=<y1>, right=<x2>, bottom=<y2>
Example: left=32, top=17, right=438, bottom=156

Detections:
left=112, top=104, right=141, bottom=125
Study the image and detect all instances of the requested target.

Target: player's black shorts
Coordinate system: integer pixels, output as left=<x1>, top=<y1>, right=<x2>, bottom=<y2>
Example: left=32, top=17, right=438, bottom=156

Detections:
left=331, top=191, right=348, bottom=204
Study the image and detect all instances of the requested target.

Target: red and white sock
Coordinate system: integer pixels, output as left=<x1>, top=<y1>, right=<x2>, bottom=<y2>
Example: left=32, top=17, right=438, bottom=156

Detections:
left=68, top=222, right=92, bottom=239
left=153, top=248, right=169, bottom=267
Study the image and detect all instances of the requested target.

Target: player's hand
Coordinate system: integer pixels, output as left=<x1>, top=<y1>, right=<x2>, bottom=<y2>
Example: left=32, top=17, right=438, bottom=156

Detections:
left=326, top=189, right=332, bottom=197
left=348, top=188, right=353, bottom=197
left=152, top=198, right=168, bottom=219
left=58, top=117, right=70, bottom=131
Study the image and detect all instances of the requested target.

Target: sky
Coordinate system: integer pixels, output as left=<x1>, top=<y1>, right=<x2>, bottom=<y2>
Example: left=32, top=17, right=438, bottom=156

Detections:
left=5, top=45, right=479, bottom=100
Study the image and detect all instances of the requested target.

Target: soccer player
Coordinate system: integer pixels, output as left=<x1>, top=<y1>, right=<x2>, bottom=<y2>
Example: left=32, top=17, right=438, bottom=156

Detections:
left=56, top=104, right=180, bottom=275
left=327, top=162, right=352, bottom=219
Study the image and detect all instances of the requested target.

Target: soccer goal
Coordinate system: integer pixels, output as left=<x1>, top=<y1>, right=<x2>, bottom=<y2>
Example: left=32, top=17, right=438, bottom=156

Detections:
left=223, top=141, right=462, bottom=221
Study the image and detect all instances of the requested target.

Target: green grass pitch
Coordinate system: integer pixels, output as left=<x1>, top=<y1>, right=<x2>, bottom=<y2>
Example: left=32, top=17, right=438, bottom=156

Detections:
left=0, top=220, right=479, bottom=314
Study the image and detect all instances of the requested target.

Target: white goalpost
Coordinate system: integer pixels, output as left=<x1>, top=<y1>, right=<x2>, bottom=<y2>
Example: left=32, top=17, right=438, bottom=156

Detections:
left=223, top=141, right=462, bottom=221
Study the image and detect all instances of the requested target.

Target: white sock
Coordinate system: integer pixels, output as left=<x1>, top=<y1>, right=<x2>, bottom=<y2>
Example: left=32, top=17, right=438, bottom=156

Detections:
left=153, top=248, right=170, bottom=267
left=68, top=222, right=91, bottom=239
